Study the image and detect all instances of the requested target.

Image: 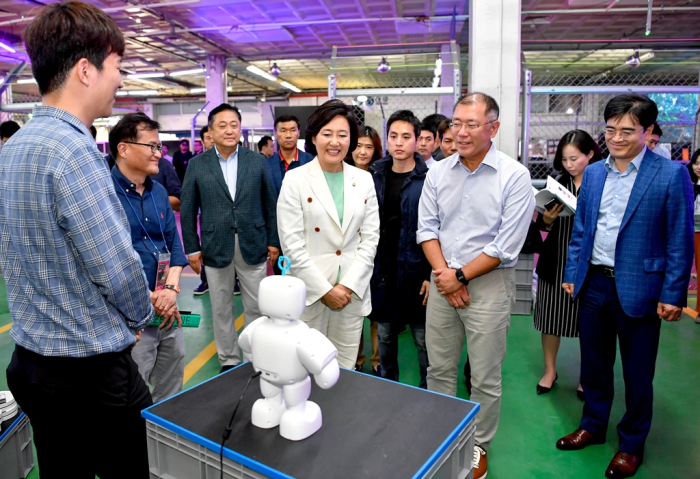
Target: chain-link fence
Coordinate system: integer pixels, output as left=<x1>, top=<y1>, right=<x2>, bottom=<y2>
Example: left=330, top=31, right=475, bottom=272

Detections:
left=329, top=51, right=460, bottom=155
left=522, top=72, right=700, bottom=180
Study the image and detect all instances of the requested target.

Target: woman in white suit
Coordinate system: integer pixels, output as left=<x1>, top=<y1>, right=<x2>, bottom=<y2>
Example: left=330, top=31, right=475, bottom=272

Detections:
left=277, top=100, right=380, bottom=369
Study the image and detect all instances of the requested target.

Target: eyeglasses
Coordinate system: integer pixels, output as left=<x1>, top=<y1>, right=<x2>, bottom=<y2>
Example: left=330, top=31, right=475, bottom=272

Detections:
left=449, top=120, right=496, bottom=133
left=123, top=141, right=163, bottom=154
left=604, top=127, right=643, bottom=140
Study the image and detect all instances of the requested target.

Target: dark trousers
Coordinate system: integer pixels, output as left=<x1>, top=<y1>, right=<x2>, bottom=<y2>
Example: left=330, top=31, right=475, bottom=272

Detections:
left=377, top=322, right=429, bottom=389
left=6, top=345, right=153, bottom=478
left=200, top=265, right=208, bottom=286
left=578, top=269, right=661, bottom=455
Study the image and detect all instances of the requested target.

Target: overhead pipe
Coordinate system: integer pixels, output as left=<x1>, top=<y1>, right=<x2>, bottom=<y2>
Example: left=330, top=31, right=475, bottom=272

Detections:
left=0, top=0, right=202, bottom=26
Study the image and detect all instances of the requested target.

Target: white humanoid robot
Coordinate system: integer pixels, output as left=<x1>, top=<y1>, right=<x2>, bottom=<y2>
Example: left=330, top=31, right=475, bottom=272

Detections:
left=239, top=261, right=340, bottom=441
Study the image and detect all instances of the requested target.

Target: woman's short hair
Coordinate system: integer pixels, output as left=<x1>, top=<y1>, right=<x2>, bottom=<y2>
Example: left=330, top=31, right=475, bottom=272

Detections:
left=304, top=100, right=359, bottom=157
left=552, top=129, right=603, bottom=174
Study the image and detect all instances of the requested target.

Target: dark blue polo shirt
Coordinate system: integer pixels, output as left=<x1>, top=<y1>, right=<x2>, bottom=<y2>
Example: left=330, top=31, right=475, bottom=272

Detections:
left=111, top=166, right=189, bottom=291
left=150, top=156, right=182, bottom=199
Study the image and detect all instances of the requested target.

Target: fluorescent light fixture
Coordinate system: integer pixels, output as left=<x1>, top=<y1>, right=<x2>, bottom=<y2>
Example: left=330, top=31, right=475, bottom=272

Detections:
left=170, top=68, right=205, bottom=77
left=190, top=87, right=207, bottom=94
left=0, top=41, right=15, bottom=53
left=127, top=72, right=165, bottom=79
left=645, top=0, right=653, bottom=36
left=280, top=81, right=301, bottom=93
left=125, top=7, right=141, bottom=12
left=17, top=78, right=37, bottom=84
left=246, top=65, right=278, bottom=82
left=116, top=90, right=159, bottom=96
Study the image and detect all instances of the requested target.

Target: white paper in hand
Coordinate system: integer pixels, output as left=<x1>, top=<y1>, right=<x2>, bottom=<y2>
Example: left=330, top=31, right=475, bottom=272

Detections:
left=534, top=176, right=577, bottom=216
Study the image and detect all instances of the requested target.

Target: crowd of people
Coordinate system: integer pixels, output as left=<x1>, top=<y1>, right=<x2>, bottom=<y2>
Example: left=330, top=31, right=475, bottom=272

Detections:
left=0, top=2, right=696, bottom=479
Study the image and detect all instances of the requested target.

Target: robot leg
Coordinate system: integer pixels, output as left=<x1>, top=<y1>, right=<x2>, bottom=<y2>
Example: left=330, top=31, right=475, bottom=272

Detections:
left=251, top=378, right=286, bottom=429
left=279, top=376, right=322, bottom=441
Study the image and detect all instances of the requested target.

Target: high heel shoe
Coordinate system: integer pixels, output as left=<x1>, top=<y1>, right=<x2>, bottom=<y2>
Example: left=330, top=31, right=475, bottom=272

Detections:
left=536, top=373, right=558, bottom=395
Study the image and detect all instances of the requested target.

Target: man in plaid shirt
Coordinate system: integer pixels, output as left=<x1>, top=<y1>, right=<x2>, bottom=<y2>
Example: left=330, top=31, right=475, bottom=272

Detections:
left=1, top=3, right=154, bottom=477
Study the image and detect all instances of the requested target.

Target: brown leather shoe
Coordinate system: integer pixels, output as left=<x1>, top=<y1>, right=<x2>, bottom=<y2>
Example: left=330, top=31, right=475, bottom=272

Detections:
left=605, top=451, right=643, bottom=478
left=556, top=428, right=606, bottom=450
left=473, top=445, right=488, bottom=478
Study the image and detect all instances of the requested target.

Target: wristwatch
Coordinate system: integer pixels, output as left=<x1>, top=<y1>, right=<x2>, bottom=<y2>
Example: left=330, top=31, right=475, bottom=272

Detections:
left=454, top=268, right=470, bottom=287
left=163, top=284, right=180, bottom=294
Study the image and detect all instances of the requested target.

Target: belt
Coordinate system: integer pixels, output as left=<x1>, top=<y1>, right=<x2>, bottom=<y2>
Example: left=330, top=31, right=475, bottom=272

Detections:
left=590, top=264, right=615, bottom=278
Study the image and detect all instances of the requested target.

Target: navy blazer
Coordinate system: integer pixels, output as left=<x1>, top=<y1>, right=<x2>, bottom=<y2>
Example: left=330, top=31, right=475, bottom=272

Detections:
left=564, top=149, right=694, bottom=317
left=265, top=149, right=314, bottom=197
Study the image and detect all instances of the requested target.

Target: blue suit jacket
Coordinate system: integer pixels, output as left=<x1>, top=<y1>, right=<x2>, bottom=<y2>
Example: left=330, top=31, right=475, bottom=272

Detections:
left=564, top=149, right=694, bottom=317
left=265, top=149, right=314, bottom=197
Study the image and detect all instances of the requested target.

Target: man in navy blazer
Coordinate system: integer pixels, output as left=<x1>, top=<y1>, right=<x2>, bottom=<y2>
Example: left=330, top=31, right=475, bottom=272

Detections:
left=557, top=94, right=693, bottom=478
left=265, top=114, right=313, bottom=198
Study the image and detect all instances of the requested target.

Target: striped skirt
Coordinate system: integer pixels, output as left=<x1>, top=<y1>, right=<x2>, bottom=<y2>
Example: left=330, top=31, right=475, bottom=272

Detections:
left=533, top=277, right=580, bottom=338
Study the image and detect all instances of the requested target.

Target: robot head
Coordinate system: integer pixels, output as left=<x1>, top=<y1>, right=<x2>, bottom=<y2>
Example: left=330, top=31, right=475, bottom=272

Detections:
left=258, top=275, right=306, bottom=319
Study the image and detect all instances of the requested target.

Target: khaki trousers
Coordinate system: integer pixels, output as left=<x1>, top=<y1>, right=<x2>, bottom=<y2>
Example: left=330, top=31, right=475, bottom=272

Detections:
left=426, top=267, right=514, bottom=449
left=206, top=235, right=267, bottom=367
left=302, top=304, right=364, bottom=370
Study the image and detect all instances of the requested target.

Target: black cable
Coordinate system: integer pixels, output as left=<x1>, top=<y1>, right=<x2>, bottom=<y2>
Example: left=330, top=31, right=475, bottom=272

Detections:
left=219, top=371, right=262, bottom=479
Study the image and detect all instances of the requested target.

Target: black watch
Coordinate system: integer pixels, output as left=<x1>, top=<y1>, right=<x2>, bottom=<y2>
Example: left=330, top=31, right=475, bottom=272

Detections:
left=454, top=268, right=470, bottom=286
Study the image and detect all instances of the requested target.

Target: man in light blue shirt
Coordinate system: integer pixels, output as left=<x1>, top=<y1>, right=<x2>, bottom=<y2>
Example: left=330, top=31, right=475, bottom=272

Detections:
left=417, top=92, right=534, bottom=479
left=558, top=94, right=693, bottom=478
left=590, top=148, right=645, bottom=267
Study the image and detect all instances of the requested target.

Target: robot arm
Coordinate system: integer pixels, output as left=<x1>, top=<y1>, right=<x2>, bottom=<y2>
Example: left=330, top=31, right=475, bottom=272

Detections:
left=297, top=328, right=340, bottom=389
left=238, top=316, right=268, bottom=360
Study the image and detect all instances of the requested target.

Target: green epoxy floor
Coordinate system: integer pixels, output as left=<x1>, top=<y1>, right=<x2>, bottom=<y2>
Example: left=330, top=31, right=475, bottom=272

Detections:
left=1, top=278, right=698, bottom=478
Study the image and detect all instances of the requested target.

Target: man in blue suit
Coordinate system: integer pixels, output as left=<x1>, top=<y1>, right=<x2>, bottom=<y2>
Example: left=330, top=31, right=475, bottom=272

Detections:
left=265, top=114, right=313, bottom=198
left=265, top=114, right=313, bottom=274
left=556, top=94, right=693, bottom=478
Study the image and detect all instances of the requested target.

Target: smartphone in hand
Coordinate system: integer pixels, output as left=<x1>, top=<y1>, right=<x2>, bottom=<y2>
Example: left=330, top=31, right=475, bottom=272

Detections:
left=544, top=198, right=562, bottom=211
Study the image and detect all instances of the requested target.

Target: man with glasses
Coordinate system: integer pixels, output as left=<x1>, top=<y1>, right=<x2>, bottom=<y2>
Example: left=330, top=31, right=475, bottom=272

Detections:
left=418, top=92, right=534, bottom=479
left=181, top=104, right=280, bottom=373
left=109, top=112, right=189, bottom=404
left=557, top=94, right=693, bottom=478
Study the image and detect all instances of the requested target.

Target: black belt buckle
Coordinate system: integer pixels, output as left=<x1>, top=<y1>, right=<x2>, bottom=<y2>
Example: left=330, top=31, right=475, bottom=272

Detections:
left=594, top=265, right=615, bottom=278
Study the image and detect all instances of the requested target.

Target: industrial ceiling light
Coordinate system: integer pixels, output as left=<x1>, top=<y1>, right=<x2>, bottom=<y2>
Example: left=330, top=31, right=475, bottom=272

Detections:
left=116, top=90, right=159, bottom=96
left=377, top=57, right=391, bottom=74
left=127, top=72, right=165, bottom=79
left=246, top=65, right=278, bottom=82
left=625, top=51, right=641, bottom=67
left=165, top=25, right=179, bottom=43
left=0, top=41, right=16, bottom=53
left=170, top=68, right=205, bottom=77
left=269, top=62, right=281, bottom=77
left=645, top=0, right=653, bottom=36
left=190, top=87, right=207, bottom=94
left=17, top=78, right=36, bottom=84
left=280, top=81, right=301, bottom=93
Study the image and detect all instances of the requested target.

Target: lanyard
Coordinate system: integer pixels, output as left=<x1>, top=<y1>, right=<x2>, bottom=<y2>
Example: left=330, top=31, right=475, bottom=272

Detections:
left=112, top=176, right=170, bottom=256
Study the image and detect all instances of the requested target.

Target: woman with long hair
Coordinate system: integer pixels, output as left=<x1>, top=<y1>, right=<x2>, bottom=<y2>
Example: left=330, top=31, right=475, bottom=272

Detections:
left=534, top=130, right=602, bottom=399
left=277, top=100, right=380, bottom=368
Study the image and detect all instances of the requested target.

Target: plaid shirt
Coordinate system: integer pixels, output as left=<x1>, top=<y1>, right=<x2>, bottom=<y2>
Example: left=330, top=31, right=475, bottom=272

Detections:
left=0, top=106, right=153, bottom=357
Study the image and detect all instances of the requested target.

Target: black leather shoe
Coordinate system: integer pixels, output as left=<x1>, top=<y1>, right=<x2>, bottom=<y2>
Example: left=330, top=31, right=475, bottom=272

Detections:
left=220, top=365, right=235, bottom=374
left=605, top=451, right=643, bottom=478
left=577, top=389, right=585, bottom=401
left=537, top=373, right=558, bottom=395
left=556, top=428, right=606, bottom=450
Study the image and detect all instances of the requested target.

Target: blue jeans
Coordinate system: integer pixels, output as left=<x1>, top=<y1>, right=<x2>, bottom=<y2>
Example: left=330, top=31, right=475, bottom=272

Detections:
left=377, top=322, right=429, bottom=389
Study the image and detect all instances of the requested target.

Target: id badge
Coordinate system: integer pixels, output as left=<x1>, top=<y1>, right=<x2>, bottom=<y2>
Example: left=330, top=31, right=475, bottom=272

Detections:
left=155, top=252, right=171, bottom=290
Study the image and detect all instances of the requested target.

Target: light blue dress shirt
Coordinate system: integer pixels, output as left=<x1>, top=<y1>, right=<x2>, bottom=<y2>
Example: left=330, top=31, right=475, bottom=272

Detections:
left=215, top=144, right=239, bottom=201
left=591, top=147, right=646, bottom=267
left=417, top=144, right=535, bottom=268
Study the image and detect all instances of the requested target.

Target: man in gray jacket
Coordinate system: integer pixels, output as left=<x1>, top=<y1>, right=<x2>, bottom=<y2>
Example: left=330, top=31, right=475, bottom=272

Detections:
left=181, top=103, right=280, bottom=372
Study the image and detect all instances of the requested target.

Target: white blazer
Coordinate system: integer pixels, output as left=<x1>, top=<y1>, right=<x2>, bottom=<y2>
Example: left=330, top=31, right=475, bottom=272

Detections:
left=277, top=158, right=380, bottom=318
